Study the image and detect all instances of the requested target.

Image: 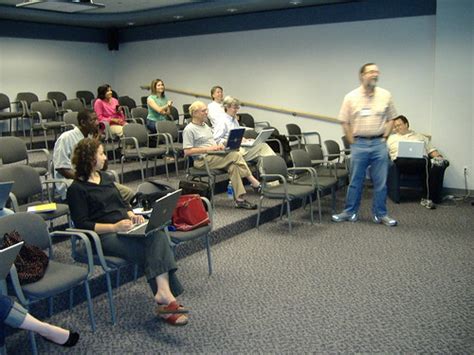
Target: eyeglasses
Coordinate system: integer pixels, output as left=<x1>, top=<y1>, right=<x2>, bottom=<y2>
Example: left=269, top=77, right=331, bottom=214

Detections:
left=363, top=70, right=379, bottom=75
left=230, top=105, right=240, bottom=109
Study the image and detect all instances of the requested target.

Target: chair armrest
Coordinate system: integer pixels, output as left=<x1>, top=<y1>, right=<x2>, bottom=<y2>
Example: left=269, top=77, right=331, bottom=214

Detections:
left=8, top=265, right=28, bottom=305
left=255, top=120, right=270, bottom=128
left=67, top=228, right=112, bottom=273
left=266, top=138, right=283, bottom=156
left=51, top=230, right=95, bottom=276
left=8, top=192, right=19, bottom=212
left=200, top=196, right=213, bottom=226
left=301, top=131, right=321, bottom=145
left=287, top=167, right=317, bottom=189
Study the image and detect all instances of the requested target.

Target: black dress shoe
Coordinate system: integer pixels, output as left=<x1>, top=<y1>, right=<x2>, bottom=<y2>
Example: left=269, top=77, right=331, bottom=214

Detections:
left=43, top=331, right=79, bottom=347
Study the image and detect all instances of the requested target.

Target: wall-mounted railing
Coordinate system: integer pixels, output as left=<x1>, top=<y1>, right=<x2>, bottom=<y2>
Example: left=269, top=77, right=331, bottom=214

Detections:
left=140, top=86, right=340, bottom=124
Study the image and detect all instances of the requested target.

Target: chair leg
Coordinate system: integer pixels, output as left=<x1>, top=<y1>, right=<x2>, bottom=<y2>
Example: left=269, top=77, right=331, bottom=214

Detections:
left=256, top=196, right=263, bottom=228
left=84, top=281, right=96, bottom=332
left=205, top=234, right=212, bottom=275
left=105, top=272, right=117, bottom=325
left=116, top=269, right=121, bottom=288
left=43, top=130, right=48, bottom=149
left=287, top=200, right=292, bottom=233
left=164, top=157, right=169, bottom=180
left=28, top=331, right=38, bottom=355
left=139, top=158, right=145, bottom=181
left=279, top=200, right=285, bottom=220
left=69, top=289, right=74, bottom=309
left=48, top=297, right=53, bottom=317
left=316, top=190, right=322, bottom=223
left=133, top=264, right=139, bottom=281
left=174, top=155, right=179, bottom=177
left=120, top=158, right=125, bottom=184
left=309, top=195, right=315, bottom=225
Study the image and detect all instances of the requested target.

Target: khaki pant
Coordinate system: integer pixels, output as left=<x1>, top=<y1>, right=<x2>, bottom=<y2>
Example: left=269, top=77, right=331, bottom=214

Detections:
left=194, top=151, right=252, bottom=198
left=241, top=143, right=275, bottom=162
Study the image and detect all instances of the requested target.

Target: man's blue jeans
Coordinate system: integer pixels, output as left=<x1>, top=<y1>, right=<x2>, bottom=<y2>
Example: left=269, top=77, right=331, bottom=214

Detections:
left=344, top=137, right=389, bottom=217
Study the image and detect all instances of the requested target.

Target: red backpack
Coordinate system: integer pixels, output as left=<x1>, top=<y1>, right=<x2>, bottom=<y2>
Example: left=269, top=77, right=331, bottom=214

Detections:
left=172, top=194, right=210, bottom=231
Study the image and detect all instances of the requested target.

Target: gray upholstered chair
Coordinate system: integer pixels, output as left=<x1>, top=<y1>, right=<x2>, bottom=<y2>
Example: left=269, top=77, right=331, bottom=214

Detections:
left=120, top=123, right=169, bottom=182
left=156, top=120, right=181, bottom=176
left=30, top=100, right=64, bottom=148
left=286, top=123, right=321, bottom=150
left=290, top=149, right=337, bottom=222
left=0, top=165, right=70, bottom=228
left=46, top=91, right=67, bottom=112
left=130, top=107, right=147, bottom=125
left=167, top=196, right=214, bottom=275
left=136, top=181, right=214, bottom=275
left=0, top=213, right=96, bottom=354
left=0, top=136, right=50, bottom=178
left=76, top=90, right=95, bottom=109
left=0, top=93, right=22, bottom=136
left=15, top=92, right=39, bottom=139
left=257, top=155, right=315, bottom=232
left=62, top=99, right=84, bottom=112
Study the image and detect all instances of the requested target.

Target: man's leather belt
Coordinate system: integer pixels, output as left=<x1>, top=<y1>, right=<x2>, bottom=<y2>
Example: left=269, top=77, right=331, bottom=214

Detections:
left=354, top=134, right=383, bottom=139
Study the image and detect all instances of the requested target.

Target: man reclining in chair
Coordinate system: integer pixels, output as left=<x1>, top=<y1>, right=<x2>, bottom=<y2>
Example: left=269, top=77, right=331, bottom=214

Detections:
left=387, top=115, right=449, bottom=209
left=182, top=101, right=262, bottom=210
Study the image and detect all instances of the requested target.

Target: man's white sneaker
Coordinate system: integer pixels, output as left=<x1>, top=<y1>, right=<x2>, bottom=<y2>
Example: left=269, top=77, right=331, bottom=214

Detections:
left=373, top=215, right=398, bottom=227
left=332, top=211, right=358, bottom=223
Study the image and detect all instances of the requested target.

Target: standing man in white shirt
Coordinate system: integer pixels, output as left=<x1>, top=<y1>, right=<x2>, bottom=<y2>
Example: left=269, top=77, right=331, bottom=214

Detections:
left=332, top=63, right=398, bottom=227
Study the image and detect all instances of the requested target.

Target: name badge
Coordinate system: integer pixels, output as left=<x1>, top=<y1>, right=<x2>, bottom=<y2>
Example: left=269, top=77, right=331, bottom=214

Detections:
left=360, top=108, right=372, bottom=116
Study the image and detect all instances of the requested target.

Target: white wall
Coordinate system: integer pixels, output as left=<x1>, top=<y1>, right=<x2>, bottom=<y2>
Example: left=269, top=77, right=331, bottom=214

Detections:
left=115, top=16, right=435, bottom=137
left=432, top=0, right=473, bottom=191
left=0, top=37, right=112, bottom=104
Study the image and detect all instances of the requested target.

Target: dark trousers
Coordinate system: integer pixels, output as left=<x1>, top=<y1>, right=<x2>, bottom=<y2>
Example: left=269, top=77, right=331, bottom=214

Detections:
left=390, top=158, right=446, bottom=203
left=100, top=230, right=183, bottom=297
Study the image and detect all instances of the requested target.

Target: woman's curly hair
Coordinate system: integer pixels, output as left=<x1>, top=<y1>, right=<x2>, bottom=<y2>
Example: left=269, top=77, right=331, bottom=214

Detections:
left=72, top=138, right=102, bottom=181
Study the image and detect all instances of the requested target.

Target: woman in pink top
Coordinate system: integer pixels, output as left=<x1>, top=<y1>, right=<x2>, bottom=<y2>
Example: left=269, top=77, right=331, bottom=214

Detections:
left=94, top=84, right=126, bottom=136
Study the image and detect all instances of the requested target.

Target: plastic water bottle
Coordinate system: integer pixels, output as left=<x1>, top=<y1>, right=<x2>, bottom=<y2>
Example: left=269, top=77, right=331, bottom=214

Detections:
left=227, top=181, right=234, bottom=200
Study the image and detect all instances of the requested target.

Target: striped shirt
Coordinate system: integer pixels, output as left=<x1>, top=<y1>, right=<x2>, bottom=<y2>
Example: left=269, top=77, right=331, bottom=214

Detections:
left=339, top=86, right=397, bottom=137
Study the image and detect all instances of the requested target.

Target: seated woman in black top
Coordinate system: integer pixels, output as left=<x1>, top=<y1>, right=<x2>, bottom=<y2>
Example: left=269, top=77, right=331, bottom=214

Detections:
left=67, top=138, right=189, bottom=326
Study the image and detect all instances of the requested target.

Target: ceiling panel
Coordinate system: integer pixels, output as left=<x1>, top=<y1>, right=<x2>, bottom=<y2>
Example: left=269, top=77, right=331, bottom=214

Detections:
left=0, top=0, right=354, bottom=28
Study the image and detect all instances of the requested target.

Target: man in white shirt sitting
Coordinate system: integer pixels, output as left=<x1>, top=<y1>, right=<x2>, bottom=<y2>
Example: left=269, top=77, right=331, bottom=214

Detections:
left=213, top=96, right=275, bottom=164
left=207, top=85, right=225, bottom=128
left=387, top=115, right=448, bottom=208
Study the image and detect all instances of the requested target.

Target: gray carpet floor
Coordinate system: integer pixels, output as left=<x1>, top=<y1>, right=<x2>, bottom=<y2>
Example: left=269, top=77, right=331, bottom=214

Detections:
left=4, top=191, right=473, bottom=354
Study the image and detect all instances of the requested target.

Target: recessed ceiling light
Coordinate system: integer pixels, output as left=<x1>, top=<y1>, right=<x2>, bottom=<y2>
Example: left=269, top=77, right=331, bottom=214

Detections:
left=173, top=15, right=184, bottom=20
left=290, top=1, right=302, bottom=5
left=226, top=8, right=238, bottom=13
left=127, top=22, right=135, bottom=26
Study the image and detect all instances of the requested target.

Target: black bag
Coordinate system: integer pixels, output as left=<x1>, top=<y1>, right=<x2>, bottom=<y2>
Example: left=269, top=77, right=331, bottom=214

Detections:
left=130, top=179, right=175, bottom=210
left=178, top=180, right=211, bottom=201
left=2, top=231, right=49, bottom=285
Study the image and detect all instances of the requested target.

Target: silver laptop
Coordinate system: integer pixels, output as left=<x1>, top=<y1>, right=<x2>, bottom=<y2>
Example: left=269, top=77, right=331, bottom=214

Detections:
left=397, top=141, right=425, bottom=159
left=0, top=181, right=14, bottom=210
left=117, top=189, right=182, bottom=238
left=0, top=241, right=24, bottom=279
left=208, top=128, right=245, bottom=155
left=241, top=128, right=275, bottom=147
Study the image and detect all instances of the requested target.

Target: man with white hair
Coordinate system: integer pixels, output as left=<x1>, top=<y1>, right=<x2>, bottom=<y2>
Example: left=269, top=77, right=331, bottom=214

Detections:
left=213, top=96, right=275, bottom=162
left=182, top=100, right=261, bottom=210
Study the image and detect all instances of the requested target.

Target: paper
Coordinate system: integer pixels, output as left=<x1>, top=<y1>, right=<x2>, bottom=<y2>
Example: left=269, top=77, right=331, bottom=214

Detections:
left=27, top=203, right=57, bottom=213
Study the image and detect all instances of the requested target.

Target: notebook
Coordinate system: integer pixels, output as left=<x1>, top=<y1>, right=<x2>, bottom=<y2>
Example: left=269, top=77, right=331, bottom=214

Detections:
left=117, top=189, right=182, bottom=238
left=241, top=128, right=275, bottom=147
left=0, top=241, right=24, bottom=279
left=208, top=128, right=245, bottom=155
left=0, top=181, right=14, bottom=210
left=397, top=141, right=425, bottom=159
